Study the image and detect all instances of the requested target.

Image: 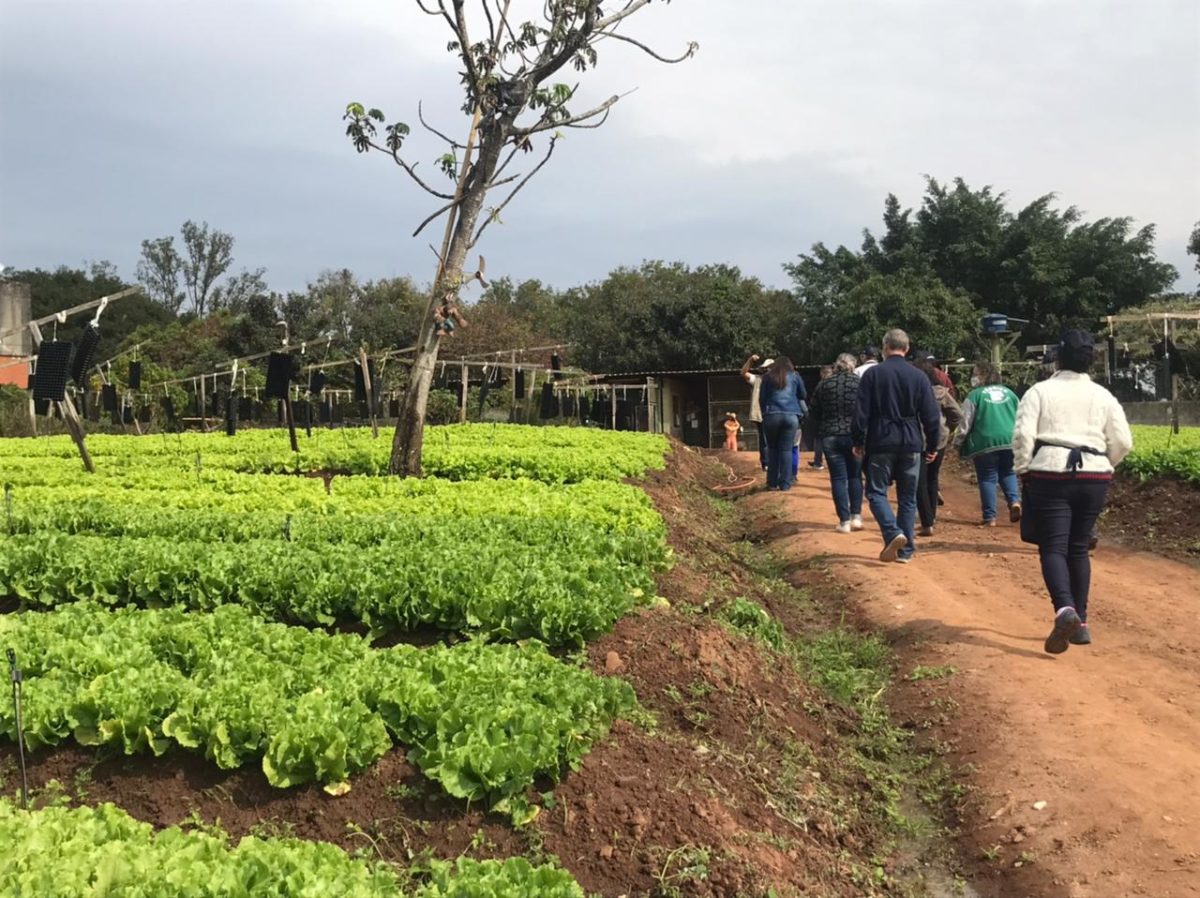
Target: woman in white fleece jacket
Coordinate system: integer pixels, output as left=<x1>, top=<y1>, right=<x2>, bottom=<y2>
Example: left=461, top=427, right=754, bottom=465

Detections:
left=1013, top=330, right=1133, bottom=655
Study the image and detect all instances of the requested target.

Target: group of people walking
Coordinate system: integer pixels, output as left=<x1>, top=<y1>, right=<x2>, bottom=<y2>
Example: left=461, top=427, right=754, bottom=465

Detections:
left=739, top=327, right=1133, bottom=655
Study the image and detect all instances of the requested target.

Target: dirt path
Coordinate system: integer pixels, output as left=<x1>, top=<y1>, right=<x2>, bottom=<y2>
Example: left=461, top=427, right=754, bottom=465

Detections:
left=734, top=454, right=1200, bottom=898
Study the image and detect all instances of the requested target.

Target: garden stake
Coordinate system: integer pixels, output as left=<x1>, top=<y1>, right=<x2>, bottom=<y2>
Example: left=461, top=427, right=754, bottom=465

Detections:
left=4, top=483, right=12, bottom=535
left=7, top=649, right=29, bottom=810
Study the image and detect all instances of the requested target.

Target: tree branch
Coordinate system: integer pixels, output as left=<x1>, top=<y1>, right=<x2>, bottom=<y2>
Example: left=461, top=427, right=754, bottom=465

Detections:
left=595, top=0, right=653, bottom=30
left=528, top=2, right=598, bottom=85
left=418, top=100, right=467, bottom=149
left=413, top=200, right=457, bottom=237
left=471, top=136, right=558, bottom=248
left=451, top=1, right=485, bottom=100
left=367, top=139, right=456, bottom=199
left=414, top=0, right=443, bottom=14
left=517, top=91, right=629, bottom=136
left=563, top=107, right=611, bottom=129
left=599, top=30, right=697, bottom=64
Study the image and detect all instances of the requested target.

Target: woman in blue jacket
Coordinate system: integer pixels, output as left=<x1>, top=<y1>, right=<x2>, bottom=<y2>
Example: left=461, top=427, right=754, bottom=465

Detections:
left=759, top=356, right=808, bottom=491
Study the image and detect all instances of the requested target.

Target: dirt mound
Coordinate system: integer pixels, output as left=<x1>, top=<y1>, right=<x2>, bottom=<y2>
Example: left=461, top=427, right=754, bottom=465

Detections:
left=1103, top=475, right=1200, bottom=564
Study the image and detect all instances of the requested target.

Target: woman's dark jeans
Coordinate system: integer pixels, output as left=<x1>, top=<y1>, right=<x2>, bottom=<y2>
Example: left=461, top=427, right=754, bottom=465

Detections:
left=822, top=433, right=862, bottom=522
left=1026, top=477, right=1110, bottom=622
left=917, top=449, right=946, bottom=528
left=763, top=413, right=800, bottom=489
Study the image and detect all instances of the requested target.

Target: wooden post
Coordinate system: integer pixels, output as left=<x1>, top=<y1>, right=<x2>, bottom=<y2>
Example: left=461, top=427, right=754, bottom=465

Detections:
left=56, top=396, right=95, bottom=473
left=459, top=361, right=469, bottom=423
left=27, top=322, right=93, bottom=472
left=199, top=376, right=209, bottom=433
left=359, top=346, right=379, bottom=439
left=610, top=386, right=617, bottom=430
left=284, top=386, right=299, bottom=453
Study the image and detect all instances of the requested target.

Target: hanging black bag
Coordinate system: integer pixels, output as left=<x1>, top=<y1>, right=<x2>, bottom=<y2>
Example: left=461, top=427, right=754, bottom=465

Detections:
left=70, top=324, right=101, bottom=386
left=101, top=383, right=119, bottom=413
left=128, top=360, right=143, bottom=390
left=34, top=342, right=73, bottom=402
left=308, top=370, right=327, bottom=397
left=225, top=392, right=238, bottom=436
left=539, top=382, right=556, bottom=420
left=265, top=353, right=294, bottom=401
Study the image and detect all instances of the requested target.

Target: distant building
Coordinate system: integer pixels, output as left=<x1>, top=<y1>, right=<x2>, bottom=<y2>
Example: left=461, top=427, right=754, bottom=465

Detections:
left=584, top=366, right=821, bottom=450
left=0, top=281, right=32, bottom=388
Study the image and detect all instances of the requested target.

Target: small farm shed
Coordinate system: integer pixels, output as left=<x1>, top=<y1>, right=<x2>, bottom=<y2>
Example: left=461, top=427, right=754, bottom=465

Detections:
left=587, top=367, right=822, bottom=450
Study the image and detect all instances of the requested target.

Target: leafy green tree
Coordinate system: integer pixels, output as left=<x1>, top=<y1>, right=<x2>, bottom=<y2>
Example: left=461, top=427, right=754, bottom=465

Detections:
left=785, top=178, right=1178, bottom=356
left=829, top=271, right=977, bottom=361
left=565, top=262, right=795, bottom=373
left=1188, top=221, right=1199, bottom=288
left=344, top=0, right=695, bottom=476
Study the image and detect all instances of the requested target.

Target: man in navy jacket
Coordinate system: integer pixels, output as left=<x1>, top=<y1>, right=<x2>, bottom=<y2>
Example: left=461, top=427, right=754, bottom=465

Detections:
left=852, top=329, right=941, bottom=563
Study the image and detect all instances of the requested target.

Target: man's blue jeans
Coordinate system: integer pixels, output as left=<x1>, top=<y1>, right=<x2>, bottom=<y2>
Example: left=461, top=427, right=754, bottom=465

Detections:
left=823, top=434, right=862, bottom=523
left=973, top=449, right=1020, bottom=522
left=866, top=451, right=920, bottom=560
left=763, top=413, right=800, bottom=490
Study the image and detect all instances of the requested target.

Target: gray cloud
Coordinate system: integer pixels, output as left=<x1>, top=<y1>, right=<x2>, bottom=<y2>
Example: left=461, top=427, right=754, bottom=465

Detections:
left=1, top=0, right=1196, bottom=294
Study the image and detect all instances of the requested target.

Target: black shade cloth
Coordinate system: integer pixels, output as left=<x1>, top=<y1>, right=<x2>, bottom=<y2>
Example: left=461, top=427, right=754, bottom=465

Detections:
left=27, top=376, right=50, bottom=416
left=128, top=360, right=143, bottom=390
left=539, top=382, right=558, bottom=420
left=265, top=353, right=294, bottom=400
left=353, top=360, right=377, bottom=403
left=162, top=396, right=177, bottom=426
left=308, top=370, right=327, bottom=396
left=561, top=393, right=576, bottom=418
left=579, top=395, right=590, bottom=422
left=101, top=383, right=119, bottom=413
left=34, top=341, right=73, bottom=402
left=238, top=397, right=253, bottom=419
left=389, top=398, right=400, bottom=417
left=225, top=392, right=238, bottom=436
left=550, top=352, right=563, bottom=381
left=514, top=368, right=525, bottom=397
left=70, top=324, right=101, bottom=386
left=320, top=397, right=332, bottom=424
left=138, top=405, right=151, bottom=424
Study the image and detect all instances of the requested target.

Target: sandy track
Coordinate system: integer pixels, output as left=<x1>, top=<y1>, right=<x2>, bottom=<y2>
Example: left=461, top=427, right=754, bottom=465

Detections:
left=736, top=454, right=1200, bottom=898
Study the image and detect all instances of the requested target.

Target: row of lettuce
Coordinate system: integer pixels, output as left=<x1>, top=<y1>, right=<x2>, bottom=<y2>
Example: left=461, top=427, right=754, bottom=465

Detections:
left=1122, top=425, right=1200, bottom=484
left=0, top=801, right=583, bottom=898
left=0, top=423, right=669, bottom=482
left=0, top=424, right=671, bottom=896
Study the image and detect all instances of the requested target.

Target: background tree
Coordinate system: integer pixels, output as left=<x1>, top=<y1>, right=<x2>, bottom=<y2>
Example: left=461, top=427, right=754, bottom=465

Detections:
left=1189, top=221, right=1200, bottom=289
left=345, top=0, right=695, bottom=477
left=4, top=262, right=174, bottom=361
left=565, top=261, right=795, bottom=372
left=786, top=177, right=1178, bottom=360
left=137, top=220, right=254, bottom=317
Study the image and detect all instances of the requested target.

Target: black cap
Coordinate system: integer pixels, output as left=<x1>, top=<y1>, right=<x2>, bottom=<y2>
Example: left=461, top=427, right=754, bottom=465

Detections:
left=862, top=345, right=881, bottom=360
left=1059, top=329, right=1095, bottom=354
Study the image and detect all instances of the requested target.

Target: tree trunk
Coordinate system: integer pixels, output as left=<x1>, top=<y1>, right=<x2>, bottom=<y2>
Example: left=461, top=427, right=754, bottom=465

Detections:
left=388, top=121, right=508, bottom=476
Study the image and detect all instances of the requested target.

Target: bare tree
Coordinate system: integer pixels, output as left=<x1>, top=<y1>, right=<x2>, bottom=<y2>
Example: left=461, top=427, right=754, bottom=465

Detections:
left=345, top=0, right=696, bottom=476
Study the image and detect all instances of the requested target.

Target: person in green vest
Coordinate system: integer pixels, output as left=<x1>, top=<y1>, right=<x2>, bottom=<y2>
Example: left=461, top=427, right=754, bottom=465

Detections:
left=955, top=362, right=1021, bottom=526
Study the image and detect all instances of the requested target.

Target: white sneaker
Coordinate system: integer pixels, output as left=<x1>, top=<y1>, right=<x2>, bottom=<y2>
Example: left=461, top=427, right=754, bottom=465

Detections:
left=836, top=521, right=852, bottom=534
left=850, top=515, right=864, bottom=531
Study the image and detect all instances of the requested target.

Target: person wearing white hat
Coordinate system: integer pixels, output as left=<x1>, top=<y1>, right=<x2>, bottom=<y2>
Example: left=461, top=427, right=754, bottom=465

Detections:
left=741, top=353, right=775, bottom=472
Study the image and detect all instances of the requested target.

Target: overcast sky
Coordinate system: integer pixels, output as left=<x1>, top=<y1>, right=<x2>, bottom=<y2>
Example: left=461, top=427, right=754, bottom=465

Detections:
left=1, top=0, right=1197, bottom=296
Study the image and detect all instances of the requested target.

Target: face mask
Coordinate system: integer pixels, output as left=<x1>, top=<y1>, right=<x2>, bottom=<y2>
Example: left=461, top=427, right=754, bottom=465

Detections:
left=970, top=376, right=982, bottom=387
